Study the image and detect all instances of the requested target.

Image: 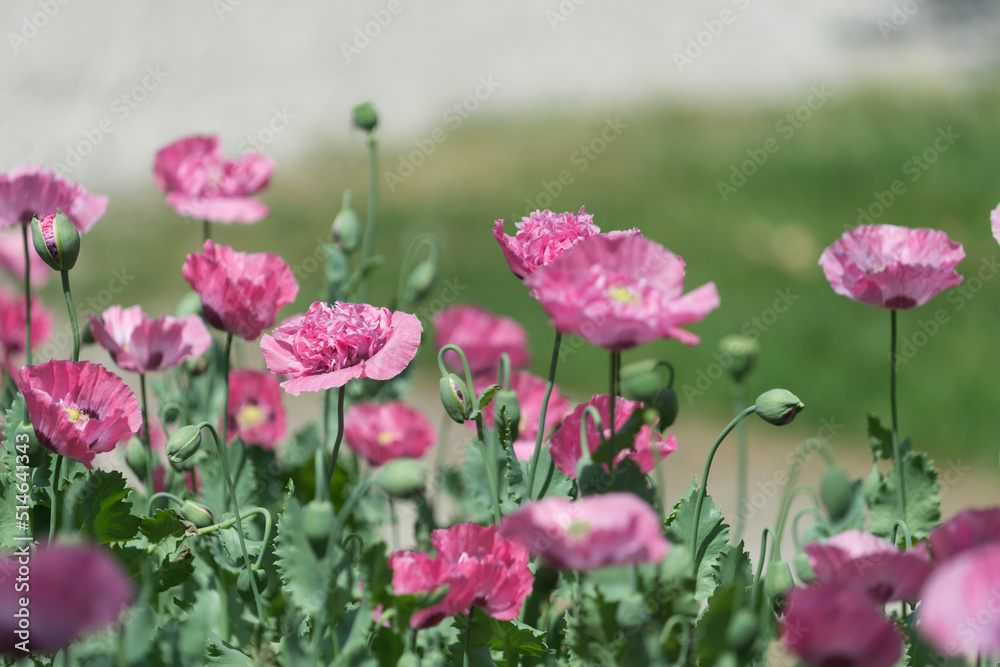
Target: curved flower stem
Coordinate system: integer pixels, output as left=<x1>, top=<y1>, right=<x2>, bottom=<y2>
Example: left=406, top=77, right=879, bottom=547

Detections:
left=690, top=405, right=757, bottom=573
left=146, top=491, right=185, bottom=515
left=890, top=519, right=913, bottom=550
left=60, top=270, right=79, bottom=362
left=773, top=443, right=835, bottom=546
left=733, top=382, right=748, bottom=544
left=475, top=414, right=501, bottom=524
left=139, top=374, right=157, bottom=499
left=436, top=345, right=476, bottom=407
left=751, top=526, right=776, bottom=609
left=527, top=332, right=562, bottom=499
left=890, top=310, right=907, bottom=523
left=48, top=454, right=64, bottom=542
left=21, top=224, right=31, bottom=367
left=359, top=134, right=378, bottom=303
left=661, top=614, right=691, bottom=665
left=791, top=507, right=825, bottom=551
left=325, top=385, right=347, bottom=493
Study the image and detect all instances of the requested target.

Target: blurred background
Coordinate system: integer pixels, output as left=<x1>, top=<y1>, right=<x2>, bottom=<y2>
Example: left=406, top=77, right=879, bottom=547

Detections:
left=2, top=1, right=999, bottom=517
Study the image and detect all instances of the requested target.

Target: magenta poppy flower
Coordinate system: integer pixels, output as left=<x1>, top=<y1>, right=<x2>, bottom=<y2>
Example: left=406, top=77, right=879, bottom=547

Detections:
left=260, top=301, right=421, bottom=396
left=388, top=523, right=534, bottom=629
left=0, top=164, right=107, bottom=231
left=153, top=135, right=273, bottom=224
left=434, top=304, right=531, bottom=375
left=919, top=542, right=1000, bottom=657
left=226, top=369, right=286, bottom=448
left=928, top=507, right=1000, bottom=562
left=471, top=370, right=572, bottom=461
left=0, top=543, right=133, bottom=654
left=803, top=529, right=933, bottom=604
left=182, top=240, right=298, bottom=341
left=18, top=360, right=142, bottom=468
left=0, top=228, right=53, bottom=286
left=493, top=207, right=600, bottom=279
left=782, top=584, right=902, bottom=667
left=500, top=492, right=669, bottom=571
left=344, top=401, right=435, bottom=466
left=0, top=287, right=51, bottom=370
left=549, top=394, right=676, bottom=479
left=89, top=305, right=212, bottom=374
left=524, top=233, right=720, bottom=350
left=819, top=224, right=964, bottom=309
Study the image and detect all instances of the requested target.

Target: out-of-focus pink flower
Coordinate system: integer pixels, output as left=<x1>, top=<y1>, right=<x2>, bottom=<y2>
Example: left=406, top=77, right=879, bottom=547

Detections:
left=525, top=234, right=719, bottom=350
left=928, top=507, right=1000, bottom=562
left=803, top=530, right=933, bottom=604
left=260, top=301, right=421, bottom=396
left=0, top=286, right=51, bottom=370
left=345, top=401, right=435, bottom=466
left=0, top=228, right=54, bottom=286
left=0, top=164, right=107, bottom=231
left=388, top=523, right=534, bottom=629
left=18, top=360, right=142, bottom=468
left=182, top=240, right=297, bottom=340
left=819, top=224, right=964, bottom=309
left=500, top=492, right=669, bottom=571
left=782, top=584, right=902, bottom=667
left=493, top=207, right=600, bottom=279
left=227, top=369, right=286, bottom=448
left=472, top=370, right=572, bottom=461
left=89, top=305, right=212, bottom=374
left=153, top=135, right=273, bottom=224
left=0, top=543, right=133, bottom=654
left=919, top=542, right=1000, bottom=657
left=548, top=394, right=676, bottom=479
left=433, top=304, right=531, bottom=375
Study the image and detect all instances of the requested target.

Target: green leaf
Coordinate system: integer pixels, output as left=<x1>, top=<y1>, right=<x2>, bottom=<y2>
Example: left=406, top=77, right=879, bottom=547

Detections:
left=275, top=488, right=333, bottom=616
left=454, top=613, right=549, bottom=658
left=206, top=631, right=257, bottom=665
left=156, top=545, right=196, bottom=591
left=867, top=450, right=941, bottom=542
left=139, top=509, right=187, bottom=544
left=578, top=457, right=656, bottom=508
left=122, top=588, right=158, bottom=662
left=284, top=422, right=321, bottom=471
left=867, top=414, right=893, bottom=460
left=66, top=469, right=141, bottom=543
left=664, top=479, right=731, bottom=600
left=715, top=541, right=753, bottom=591
left=477, top=384, right=500, bottom=410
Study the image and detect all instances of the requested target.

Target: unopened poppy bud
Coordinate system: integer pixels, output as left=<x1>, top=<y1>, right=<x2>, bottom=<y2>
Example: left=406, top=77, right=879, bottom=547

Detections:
left=31, top=209, right=80, bottom=271
left=352, top=101, right=379, bottom=133
left=765, top=560, right=795, bottom=608
left=439, top=374, right=471, bottom=424
left=820, top=465, right=852, bottom=521
left=237, top=566, right=268, bottom=604
left=166, top=425, right=202, bottom=463
left=719, top=334, right=759, bottom=383
left=794, top=551, right=816, bottom=583
left=725, top=608, right=759, bottom=652
left=754, top=389, right=804, bottom=426
left=125, top=436, right=148, bottom=479
left=621, top=359, right=667, bottom=403
left=373, top=459, right=427, bottom=498
left=331, top=191, right=361, bottom=253
left=404, top=260, right=437, bottom=305
left=81, top=321, right=95, bottom=345
left=494, top=389, right=521, bottom=443
left=651, top=386, right=679, bottom=431
left=179, top=501, right=214, bottom=528
left=304, top=499, right=335, bottom=558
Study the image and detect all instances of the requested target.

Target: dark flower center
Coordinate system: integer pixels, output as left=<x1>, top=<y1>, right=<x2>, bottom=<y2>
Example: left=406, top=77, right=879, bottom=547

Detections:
left=884, top=295, right=917, bottom=309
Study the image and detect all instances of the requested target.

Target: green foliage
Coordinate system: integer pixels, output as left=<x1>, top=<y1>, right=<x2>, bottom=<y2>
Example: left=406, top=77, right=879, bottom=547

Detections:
left=665, top=479, right=732, bottom=600
left=867, top=451, right=941, bottom=542
left=65, top=469, right=141, bottom=543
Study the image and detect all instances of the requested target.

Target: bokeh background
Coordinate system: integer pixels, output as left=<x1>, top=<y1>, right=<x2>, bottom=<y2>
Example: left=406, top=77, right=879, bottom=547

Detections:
left=2, top=1, right=999, bottom=521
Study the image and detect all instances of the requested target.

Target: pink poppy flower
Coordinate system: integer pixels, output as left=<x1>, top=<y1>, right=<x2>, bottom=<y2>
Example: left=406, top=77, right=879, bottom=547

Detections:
left=388, top=523, right=534, bottom=629
left=803, top=529, right=933, bottom=604
left=89, top=305, right=212, bottom=374
left=153, top=135, right=273, bottom=224
left=928, top=507, right=1000, bottom=562
left=500, top=492, right=669, bottom=571
left=226, top=369, right=286, bottom=448
left=344, top=401, right=435, bottom=466
left=524, top=233, right=720, bottom=350
left=0, top=543, right=133, bottom=654
left=549, top=394, right=676, bottom=479
left=0, top=287, right=52, bottom=370
left=182, top=240, right=298, bottom=341
left=18, top=360, right=142, bottom=468
left=433, top=304, right=531, bottom=375
left=0, top=164, right=107, bottom=231
left=0, top=228, right=53, bottom=286
left=260, top=301, right=421, bottom=396
left=472, top=370, right=572, bottom=461
left=919, top=542, right=1000, bottom=657
left=782, top=584, right=902, bottom=667
left=819, top=224, right=964, bottom=309
left=493, top=207, right=600, bottom=279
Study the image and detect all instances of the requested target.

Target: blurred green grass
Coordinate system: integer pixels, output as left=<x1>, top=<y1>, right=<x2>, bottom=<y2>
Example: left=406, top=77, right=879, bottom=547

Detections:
left=48, top=84, right=1000, bottom=464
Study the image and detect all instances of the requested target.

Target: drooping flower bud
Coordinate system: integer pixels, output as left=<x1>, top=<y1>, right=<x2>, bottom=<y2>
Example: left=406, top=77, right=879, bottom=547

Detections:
left=166, top=425, right=202, bottom=464
left=125, top=436, right=148, bottom=480
left=754, top=389, right=804, bottom=426
left=725, top=608, right=759, bottom=652
left=651, top=386, right=679, bottom=431
left=820, top=464, right=852, bottom=521
left=404, top=259, right=437, bottom=305
left=331, top=191, right=362, bottom=253
left=304, top=499, right=336, bottom=558
left=765, top=559, right=795, bottom=608
left=621, top=359, right=668, bottom=403
left=439, top=373, right=471, bottom=424
left=373, top=458, right=427, bottom=498
left=352, top=102, right=379, bottom=133
left=179, top=500, right=214, bottom=528
left=237, top=566, right=268, bottom=604
left=718, top=334, right=759, bottom=383
left=31, top=209, right=80, bottom=271
left=794, top=551, right=816, bottom=583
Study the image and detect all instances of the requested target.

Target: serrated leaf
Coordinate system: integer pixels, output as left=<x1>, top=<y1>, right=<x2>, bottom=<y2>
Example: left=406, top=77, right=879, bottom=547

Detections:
left=665, top=479, right=731, bottom=600
left=867, top=414, right=893, bottom=460
left=477, top=384, right=500, bottom=410
left=206, top=631, right=256, bottom=665
left=66, top=469, right=141, bottom=543
left=454, top=613, right=549, bottom=658
left=716, top=541, right=753, bottom=591
left=867, top=450, right=941, bottom=542
left=139, top=509, right=187, bottom=544
left=157, top=545, right=196, bottom=591
left=275, top=491, right=332, bottom=616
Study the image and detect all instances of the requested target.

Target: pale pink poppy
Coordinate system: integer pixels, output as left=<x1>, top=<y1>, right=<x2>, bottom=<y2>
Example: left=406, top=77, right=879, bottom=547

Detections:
left=493, top=206, right=600, bottom=279
left=153, top=135, right=273, bottom=224
left=226, top=369, right=286, bottom=448
left=434, top=304, right=531, bottom=375
left=0, top=228, right=53, bottom=286
left=89, top=305, right=212, bottom=374
left=344, top=401, right=435, bottom=466
left=472, top=370, right=572, bottom=461
left=819, top=224, right=964, bottom=309
left=524, top=233, right=720, bottom=350
left=928, top=507, right=1000, bottom=561
left=0, top=286, right=51, bottom=371
left=0, top=164, right=107, bottom=231
left=500, top=492, right=669, bottom=571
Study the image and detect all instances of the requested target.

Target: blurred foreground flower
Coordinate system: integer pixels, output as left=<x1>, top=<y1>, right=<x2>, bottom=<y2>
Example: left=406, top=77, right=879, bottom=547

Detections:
left=928, top=506, right=1000, bottom=561
left=0, top=164, right=107, bottom=232
left=434, top=304, right=531, bottom=375
left=0, top=228, right=53, bottom=285
left=344, top=401, right=435, bottom=466
left=226, top=368, right=286, bottom=447
left=89, top=305, right=211, bottom=373
left=0, top=287, right=51, bottom=371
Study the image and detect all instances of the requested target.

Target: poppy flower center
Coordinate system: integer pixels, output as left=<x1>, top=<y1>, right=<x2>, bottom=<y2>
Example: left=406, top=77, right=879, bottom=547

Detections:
left=236, top=403, right=267, bottom=431
left=376, top=431, right=396, bottom=446
left=607, top=285, right=641, bottom=305
left=59, top=400, right=96, bottom=429
left=567, top=520, right=592, bottom=538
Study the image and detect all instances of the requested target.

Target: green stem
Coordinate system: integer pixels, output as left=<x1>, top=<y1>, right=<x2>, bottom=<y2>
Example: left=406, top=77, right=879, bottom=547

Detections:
left=146, top=491, right=185, bottom=515
left=661, top=615, right=691, bottom=665
left=215, top=568, right=231, bottom=640
left=476, top=415, right=501, bottom=523
left=48, top=454, right=63, bottom=542
left=733, top=382, right=748, bottom=544
left=61, top=270, right=79, bottom=362
left=527, top=332, right=562, bottom=499
left=325, top=385, right=347, bottom=491
left=751, top=526, right=776, bottom=608
left=314, top=448, right=327, bottom=503
left=395, top=233, right=440, bottom=307
left=608, top=351, right=619, bottom=435
left=388, top=496, right=399, bottom=550
left=463, top=609, right=474, bottom=667
left=890, top=519, right=913, bottom=550
left=773, top=443, right=836, bottom=546
left=359, top=134, right=378, bottom=303
left=139, top=374, right=156, bottom=498
left=890, top=309, right=907, bottom=523
left=21, top=224, right=31, bottom=367
left=203, top=219, right=210, bottom=245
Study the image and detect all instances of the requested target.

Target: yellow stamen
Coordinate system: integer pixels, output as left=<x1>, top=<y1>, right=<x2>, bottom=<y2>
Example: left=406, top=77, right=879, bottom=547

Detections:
left=236, top=404, right=266, bottom=431
left=607, top=285, right=641, bottom=305
left=376, top=431, right=396, bottom=446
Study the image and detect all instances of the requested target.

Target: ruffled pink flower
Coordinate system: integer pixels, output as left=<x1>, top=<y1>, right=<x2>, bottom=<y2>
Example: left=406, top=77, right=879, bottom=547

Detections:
left=549, top=394, right=676, bottom=479
left=919, top=542, right=1000, bottom=657
left=260, top=301, right=421, bottom=396
left=153, top=135, right=273, bottom=224
left=803, top=529, right=933, bottom=604
left=182, top=240, right=298, bottom=340
left=782, top=584, right=902, bottom=667
left=500, top=492, right=669, bottom=571
left=18, top=360, right=142, bottom=468
left=819, top=224, right=964, bottom=309
left=525, top=233, right=720, bottom=350
left=472, top=370, right=572, bottom=461
left=434, top=304, right=531, bottom=375
left=89, top=305, right=212, bottom=374
left=493, top=207, right=600, bottom=279
left=345, top=401, right=435, bottom=466
left=0, top=228, right=53, bottom=286
left=388, top=523, right=534, bottom=629
left=928, top=507, right=1000, bottom=562
left=0, top=164, right=107, bottom=231
left=226, top=369, right=286, bottom=448
left=0, top=543, right=133, bottom=654
left=0, top=287, right=52, bottom=371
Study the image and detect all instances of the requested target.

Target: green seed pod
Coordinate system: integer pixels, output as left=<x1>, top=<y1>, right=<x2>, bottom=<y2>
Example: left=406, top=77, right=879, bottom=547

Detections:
left=179, top=501, right=214, bottom=528
left=331, top=191, right=362, bottom=253
left=404, top=260, right=437, bottom=305
left=303, top=500, right=336, bottom=558
left=352, top=102, right=379, bottom=132
left=754, top=389, right=804, bottom=426
left=765, top=560, right=795, bottom=609
left=718, top=334, right=759, bottom=383
left=31, top=209, right=80, bottom=271
left=237, top=566, right=268, bottom=604
left=651, top=386, right=679, bottom=431
left=794, top=551, right=816, bottom=583
left=166, top=425, right=202, bottom=464
left=373, top=459, right=427, bottom=498
left=494, top=389, right=521, bottom=443
left=439, top=374, right=471, bottom=424
left=820, top=465, right=852, bottom=521
left=725, top=608, right=759, bottom=653
left=125, top=436, right=148, bottom=480
left=620, top=359, right=666, bottom=403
